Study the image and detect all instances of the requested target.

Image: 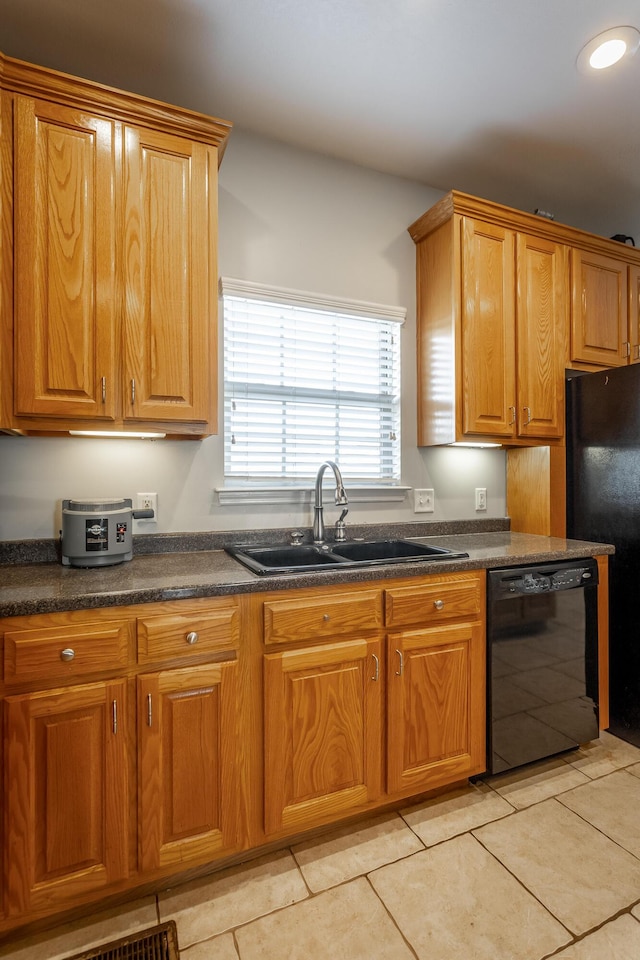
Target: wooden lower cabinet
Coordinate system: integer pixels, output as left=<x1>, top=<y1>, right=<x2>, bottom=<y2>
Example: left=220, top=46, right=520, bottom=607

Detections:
left=137, top=660, right=239, bottom=872
left=0, top=596, right=243, bottom=934
left=387, top=623, right=485, bottom=794
left=264, top=638, right=383, bottom=834
left=4, top=679, right=129, bottom=916
left=0, top=574, right=486, bottom=936
left=263, top=572, right=486, bottom=836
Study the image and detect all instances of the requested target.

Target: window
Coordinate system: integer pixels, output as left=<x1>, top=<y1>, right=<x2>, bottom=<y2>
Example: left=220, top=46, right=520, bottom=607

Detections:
left=221, top=279, right=404, bottom=487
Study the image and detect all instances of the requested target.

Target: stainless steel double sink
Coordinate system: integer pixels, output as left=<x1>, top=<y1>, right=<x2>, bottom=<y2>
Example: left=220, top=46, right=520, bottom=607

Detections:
left=225, top=538, right=469, bottom=575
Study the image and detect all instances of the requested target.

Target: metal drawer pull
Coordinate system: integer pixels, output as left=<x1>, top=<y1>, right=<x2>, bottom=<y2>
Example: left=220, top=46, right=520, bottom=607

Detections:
left=509, top=405, right=516, bottom=425
left=60, top=648, right=75, bottom=662
left=371, top=653, right=379, bottom=682
left=147, top=693, right=153, bottom=727
left=130, top=378, right=136, bottom=404
left=323, top=614, right=330, bottom=622
left=434, top=600, right=444, bottom=611
left=186, top=631, right=199, bottom=645
left=395, top=649, right=404, bottom=676
left=523, top=406, right=532, bottom=426
left=101, top=376, right=107, bottom=403
left=112, top=699, right=118, bottom=735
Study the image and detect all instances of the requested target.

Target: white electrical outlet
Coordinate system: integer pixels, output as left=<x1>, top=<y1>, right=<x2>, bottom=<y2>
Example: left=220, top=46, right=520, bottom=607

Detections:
left=136, top=492, right=158, bottom=522
left=475, top=487, right=487, bottom=512
left=414, top=488, right=435, bottom=513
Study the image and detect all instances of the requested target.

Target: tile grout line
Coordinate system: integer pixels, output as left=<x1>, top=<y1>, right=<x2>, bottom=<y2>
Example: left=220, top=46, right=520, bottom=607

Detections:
left=468, top=786, right=640, bottom=956
left=538, top=906, right=640, bottom=960
left=468, top=811, right=576, bottom=944
left=553, top=769, right=640, bottom=865
left=176, top=845, right=428, bottom=959
left=362, top=870, right=422, bottom=960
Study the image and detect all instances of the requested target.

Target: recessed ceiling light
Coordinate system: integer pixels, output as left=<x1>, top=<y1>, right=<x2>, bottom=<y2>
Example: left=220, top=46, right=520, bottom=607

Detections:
left=577, top=25, right=640, bottom=73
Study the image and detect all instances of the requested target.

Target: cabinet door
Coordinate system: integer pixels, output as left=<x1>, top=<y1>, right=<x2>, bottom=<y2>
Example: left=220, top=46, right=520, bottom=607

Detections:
left=5, top=680, right=129, bottom=916
left=264, top=638, right=382, bottom=835
left=516, top=234, right=567, bottom=439
left=13, top=97, right=117, bottom=419
left=629, top=265, right=640, bottom=363
left=138, top=661, right=238, bottom=872
left=123, top=126, right=216, bottom=425
left=571, top=248, right=628, bottom=366
left=460, top=217, right=516, bottom=438
left=387, top=623, right=485, bottom=795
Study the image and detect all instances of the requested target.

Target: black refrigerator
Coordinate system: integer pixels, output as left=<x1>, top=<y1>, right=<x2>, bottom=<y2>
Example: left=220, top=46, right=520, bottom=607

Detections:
left=566, top=363, right=640, bottom=745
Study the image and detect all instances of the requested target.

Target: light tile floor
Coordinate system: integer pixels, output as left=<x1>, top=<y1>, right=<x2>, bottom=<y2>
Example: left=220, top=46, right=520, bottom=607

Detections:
left=4, top=731, right=640, bottom=960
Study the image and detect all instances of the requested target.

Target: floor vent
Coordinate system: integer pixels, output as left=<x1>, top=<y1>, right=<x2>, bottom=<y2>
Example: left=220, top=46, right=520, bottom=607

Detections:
left=68, top=921, right=179, bottom=960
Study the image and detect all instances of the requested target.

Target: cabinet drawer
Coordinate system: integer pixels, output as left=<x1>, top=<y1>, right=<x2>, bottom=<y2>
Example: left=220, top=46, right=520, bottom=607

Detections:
left=385, top=578, right=482, bottom=629
left=4, top=620, right=132, bottom=685
left=264, top=589, right=383, bottom=644
left=137, top=602, right=239, bottom=663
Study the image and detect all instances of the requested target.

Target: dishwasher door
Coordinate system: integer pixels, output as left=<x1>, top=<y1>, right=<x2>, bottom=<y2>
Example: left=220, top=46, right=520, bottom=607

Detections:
left=486, top=559, right=599, bottom=775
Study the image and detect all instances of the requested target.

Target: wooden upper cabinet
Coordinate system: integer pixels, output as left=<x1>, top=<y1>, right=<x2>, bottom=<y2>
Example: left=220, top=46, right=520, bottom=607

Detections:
left=571, top=248, right=628, bottom=366
left=515, top=233, right=567, bottom=440
left=409, top=191, right=587, bottom=446
left=13, top=97, right=117, bottom=419
left=460, top=217, right=515, bottom=437
left=461, top=219, right=567, bottom=441
left=0, top=51, right=231, bottom=435
left=123, top=127, right=216, bottom=424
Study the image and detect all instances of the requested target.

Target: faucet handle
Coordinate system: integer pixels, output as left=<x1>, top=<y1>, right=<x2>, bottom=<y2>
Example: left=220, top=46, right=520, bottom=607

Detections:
left=290, top=530, right=305, bottom=545
left=334, top=509, right=348, bottom=542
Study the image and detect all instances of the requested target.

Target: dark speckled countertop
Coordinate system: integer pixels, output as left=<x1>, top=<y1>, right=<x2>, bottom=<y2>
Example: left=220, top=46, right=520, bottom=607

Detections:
left=0, top=520, right=614, bottom=618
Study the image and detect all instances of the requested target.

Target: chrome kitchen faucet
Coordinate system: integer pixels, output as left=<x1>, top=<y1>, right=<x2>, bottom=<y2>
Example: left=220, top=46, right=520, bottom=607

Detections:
left=312, top=461, right=348, bottom=544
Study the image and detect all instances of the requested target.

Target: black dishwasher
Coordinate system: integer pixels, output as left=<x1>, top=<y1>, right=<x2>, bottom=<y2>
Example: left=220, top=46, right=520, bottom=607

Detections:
left=486, top=559, right=599, bottom=775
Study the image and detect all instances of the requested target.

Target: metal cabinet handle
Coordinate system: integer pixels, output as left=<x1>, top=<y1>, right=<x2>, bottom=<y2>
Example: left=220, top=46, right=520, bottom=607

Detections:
left=371, top=653, right=379, bottom=682
left=60, top=648, right=75, bottom=662
left=395, top=649, right=404, bottom=676
left=434, top=599, right=444, bottom=611
left=130, top=378, right=136, bottom=404
left=322, top=614, right=330, bottom=622
left=508, top=405, right=516, bottom=426
left=101, top=376, right=107, bottom=404
left=186, top=631, right=199, bottom=645
left=623, top=341, right=631, bottom=358
left=523, top=406, right=532, bottom=426
left=112, top=699, right=118, bottom=734
left=146, top=693, right=153, bottom=727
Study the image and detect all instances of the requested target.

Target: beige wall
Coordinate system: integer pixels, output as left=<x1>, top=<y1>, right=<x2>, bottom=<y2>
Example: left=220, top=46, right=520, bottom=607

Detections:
left=0, top=129, right=506, bottom=541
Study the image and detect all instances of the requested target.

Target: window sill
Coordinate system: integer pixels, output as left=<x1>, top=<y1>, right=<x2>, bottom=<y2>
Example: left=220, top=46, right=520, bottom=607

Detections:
left=216, top=486, right=411, bottom=506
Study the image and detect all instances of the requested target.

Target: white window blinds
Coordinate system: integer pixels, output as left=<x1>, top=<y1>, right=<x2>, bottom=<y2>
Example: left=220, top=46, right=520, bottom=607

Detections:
left=221, top=279, right=403, bottom=484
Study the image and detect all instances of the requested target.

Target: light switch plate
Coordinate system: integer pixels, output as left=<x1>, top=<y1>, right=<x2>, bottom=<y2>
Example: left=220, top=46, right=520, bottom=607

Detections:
left=414, top=488, right=435, bottom=513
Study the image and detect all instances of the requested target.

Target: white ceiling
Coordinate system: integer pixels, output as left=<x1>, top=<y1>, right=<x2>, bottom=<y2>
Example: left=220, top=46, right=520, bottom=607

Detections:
left=2, top=0, right=640, bottom=238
